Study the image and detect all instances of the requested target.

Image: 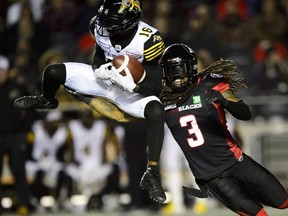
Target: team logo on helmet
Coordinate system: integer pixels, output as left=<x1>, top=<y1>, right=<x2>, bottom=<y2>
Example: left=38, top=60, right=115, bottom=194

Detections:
left=118, top=0, right=141, bottom=14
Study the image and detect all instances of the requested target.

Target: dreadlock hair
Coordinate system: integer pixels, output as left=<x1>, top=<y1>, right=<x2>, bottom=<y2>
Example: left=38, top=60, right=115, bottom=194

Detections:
left=160, top=58, right=247, bottom=106
left=199, top=58, right=247, bottom=95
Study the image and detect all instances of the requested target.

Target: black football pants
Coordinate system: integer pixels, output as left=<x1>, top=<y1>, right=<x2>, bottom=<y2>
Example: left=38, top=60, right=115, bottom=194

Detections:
left=197, top=153, right=288, bottom=216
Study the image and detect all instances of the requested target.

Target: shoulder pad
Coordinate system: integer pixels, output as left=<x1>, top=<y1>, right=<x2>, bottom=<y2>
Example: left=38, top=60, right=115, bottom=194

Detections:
left=143, top=31, right=165, bottom=63
left=203, top=73, right=226, bottom=87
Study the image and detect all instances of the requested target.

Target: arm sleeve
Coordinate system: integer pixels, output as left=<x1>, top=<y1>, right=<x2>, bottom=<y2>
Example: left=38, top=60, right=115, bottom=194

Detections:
left=136, top=63, right=162, bottom=97
left=211, top=79, right=251, bottom=120
left=135, top=30, right=165, bottom=96
left=224, top=100, right=252, bottom=121
left=92, top=44, right=106, bottom=70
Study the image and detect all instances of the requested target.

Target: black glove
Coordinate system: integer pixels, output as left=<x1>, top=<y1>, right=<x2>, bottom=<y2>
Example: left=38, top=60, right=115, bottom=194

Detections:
left=205, top=90, right=229, bottom=107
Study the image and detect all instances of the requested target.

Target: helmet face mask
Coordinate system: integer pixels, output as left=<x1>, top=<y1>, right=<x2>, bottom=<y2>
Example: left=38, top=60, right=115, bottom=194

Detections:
left=160, top=44, right=198, bottom=92
left=164, top=63, right=192, bottom=90
left=95, top=0, right=142, bottom=37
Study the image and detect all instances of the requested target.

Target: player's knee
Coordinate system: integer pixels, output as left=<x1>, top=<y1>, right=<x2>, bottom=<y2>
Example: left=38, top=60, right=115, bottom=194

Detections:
left=278, top=198, right=288, bottom=209
left=44, top=64, right=66, bottom=84
left=144, top=100, right=165, bottom=122
left=237, top=199, right=266, bottom=216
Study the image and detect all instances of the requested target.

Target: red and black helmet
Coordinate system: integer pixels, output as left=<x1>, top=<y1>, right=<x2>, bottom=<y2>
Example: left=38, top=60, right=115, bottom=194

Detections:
left=160, top=43, right=198, bottom=92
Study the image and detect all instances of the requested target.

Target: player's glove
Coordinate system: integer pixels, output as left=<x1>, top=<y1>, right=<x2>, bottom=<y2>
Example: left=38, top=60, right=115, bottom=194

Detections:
left=204, top=90, right=229, bottom=107
left=94, top=62, right=113, bottom=80
left=111, top=67, right=136, bottom=92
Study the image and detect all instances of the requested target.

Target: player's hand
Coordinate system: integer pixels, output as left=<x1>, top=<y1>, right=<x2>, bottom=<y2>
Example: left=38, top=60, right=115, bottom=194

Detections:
left=94, top=62, right=113, bottom=80
left=205, top=90, right=228, bottom=107
left=111, top=67, right=136, bottom=92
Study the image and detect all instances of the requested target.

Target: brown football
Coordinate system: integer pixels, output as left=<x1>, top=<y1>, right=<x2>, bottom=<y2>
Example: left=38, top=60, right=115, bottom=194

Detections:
left=112, top=55, right=146, bottom=84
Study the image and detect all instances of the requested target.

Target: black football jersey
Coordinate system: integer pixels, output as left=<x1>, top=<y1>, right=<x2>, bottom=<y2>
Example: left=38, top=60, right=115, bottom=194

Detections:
left=164, top=75, right=243, bottom=180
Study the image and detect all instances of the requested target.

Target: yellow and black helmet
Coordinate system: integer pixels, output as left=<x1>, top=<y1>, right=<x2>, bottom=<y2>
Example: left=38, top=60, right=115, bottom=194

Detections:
left=95, top=0, right=142, bottom=36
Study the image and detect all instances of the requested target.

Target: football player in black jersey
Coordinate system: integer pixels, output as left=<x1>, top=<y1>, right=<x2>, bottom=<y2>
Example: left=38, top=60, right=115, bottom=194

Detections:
left=159, top=43, right=288, bottom=215
left=14, top=0, right=166, bottom=203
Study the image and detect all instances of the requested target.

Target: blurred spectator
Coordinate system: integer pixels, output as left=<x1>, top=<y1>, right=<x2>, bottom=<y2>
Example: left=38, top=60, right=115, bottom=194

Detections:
left=152, top=15, right=176, bottom=46
left=180, top=3, right=221, bottom=59
left=249, top=0, right=288, bottom=45
left=6, top=0, right=45, bottom=27
left=196, top=48, right=216, bottom=71
left=8, top=39, right=39, bottom=94
left=74, top=0, right=101, bottom=39
left=215, top=0, right=252, bottom=50
left=151, top=0, right=181, bottom=45
left=214, top=0, right=254, bottom=94
left=76, top=33, right=95, bottom=63
left=41, top=0, right=81, bottom=59
left=66, top=111, right=127, bottom=211
left=4, top=1, right=50, bottom=94
left=25, top=110, right=72, bottom=211
left=0, top=55, right=32, bottom=216
left=5, top=0, right=50, bottom=58
left=215, top=0, right=249, bottom=22
left=253, top=40, right=288, bottom=95
left=87, top=120, right=128, bottom=211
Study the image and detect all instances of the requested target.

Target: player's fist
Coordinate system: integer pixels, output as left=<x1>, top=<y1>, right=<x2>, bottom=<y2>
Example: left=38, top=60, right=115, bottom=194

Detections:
left=205, top=90, right=228, bottom=107
left=94, top=62, right=113, bottom=80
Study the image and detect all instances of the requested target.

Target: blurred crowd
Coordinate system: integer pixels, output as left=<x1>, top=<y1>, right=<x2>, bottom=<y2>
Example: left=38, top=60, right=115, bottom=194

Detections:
left=0, top=0, right=288, bottom=215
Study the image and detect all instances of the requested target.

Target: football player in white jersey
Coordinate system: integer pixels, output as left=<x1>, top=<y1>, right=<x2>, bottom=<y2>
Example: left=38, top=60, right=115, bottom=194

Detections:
left=14, top=0, right=166, bottom=203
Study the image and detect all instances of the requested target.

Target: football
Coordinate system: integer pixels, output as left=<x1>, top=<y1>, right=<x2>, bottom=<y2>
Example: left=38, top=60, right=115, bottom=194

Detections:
left=112, top=55, right=146, bottom=84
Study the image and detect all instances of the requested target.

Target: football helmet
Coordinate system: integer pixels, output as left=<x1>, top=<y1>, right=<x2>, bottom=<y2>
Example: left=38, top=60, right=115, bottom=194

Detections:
left=160, top=43, right=198, bottom=92
left=95, top=0, right=142, bottom=36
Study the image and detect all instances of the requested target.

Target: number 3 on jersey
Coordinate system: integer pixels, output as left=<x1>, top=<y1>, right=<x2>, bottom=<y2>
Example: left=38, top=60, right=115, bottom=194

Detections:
left=180, top=115, right=204, bottom=148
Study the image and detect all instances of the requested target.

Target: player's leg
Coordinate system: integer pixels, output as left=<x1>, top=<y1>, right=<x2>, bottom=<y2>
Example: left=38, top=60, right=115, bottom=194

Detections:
left=140, top=100, right=166, bottom=203
left=236, top=154, right=288, bottom=210
left=14, top=62, right=102, bottom=110
left=14, top=64, right=66, bottom=110
left=94, top=90, right=166, bottom=203
left=200, top=173, right=268, bottom=216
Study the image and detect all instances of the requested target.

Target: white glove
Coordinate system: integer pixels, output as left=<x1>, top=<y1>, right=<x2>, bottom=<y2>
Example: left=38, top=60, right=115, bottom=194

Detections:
left=111, top=66, right=136, bottom=92
left=94, top=62, right=113, bottom=80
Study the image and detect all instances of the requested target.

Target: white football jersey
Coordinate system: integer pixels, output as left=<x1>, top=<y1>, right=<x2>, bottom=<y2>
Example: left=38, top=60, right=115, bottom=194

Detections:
left=95, top=21, right=164, bottom=63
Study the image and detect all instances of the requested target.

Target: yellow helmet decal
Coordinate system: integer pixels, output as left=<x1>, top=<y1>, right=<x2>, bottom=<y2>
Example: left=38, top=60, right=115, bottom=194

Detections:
left=118, top=0, right=141, bottom=14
